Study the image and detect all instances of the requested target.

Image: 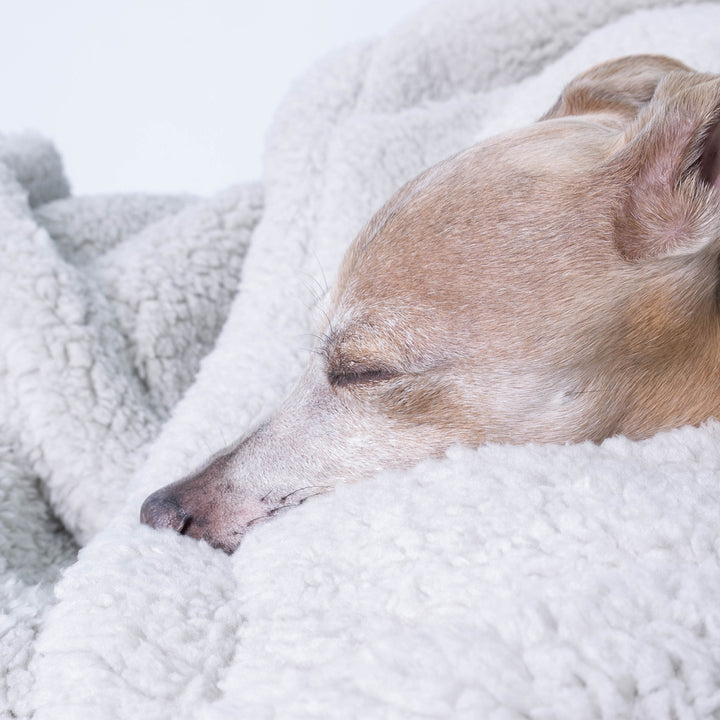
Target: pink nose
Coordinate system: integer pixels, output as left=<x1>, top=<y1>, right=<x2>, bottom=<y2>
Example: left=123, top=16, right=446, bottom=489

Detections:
left=140, top=481, right=236, bottom=552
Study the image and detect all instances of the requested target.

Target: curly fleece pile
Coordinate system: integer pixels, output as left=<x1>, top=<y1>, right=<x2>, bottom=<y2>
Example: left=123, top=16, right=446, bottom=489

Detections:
left=3, top=1, right=720, bottom=718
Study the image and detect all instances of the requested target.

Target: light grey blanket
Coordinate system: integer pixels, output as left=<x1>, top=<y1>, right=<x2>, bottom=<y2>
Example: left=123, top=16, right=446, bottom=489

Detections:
left=3, top=1, right=720, bottom=718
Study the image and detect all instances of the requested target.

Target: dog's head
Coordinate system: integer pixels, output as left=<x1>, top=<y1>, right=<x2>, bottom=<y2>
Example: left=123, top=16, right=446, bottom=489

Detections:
left=142, top=55, right=720, bottom=552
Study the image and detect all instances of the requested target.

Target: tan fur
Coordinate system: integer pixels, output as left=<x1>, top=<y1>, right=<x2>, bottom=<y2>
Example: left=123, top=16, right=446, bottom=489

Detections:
left=141, top=55, right=720, bottom=552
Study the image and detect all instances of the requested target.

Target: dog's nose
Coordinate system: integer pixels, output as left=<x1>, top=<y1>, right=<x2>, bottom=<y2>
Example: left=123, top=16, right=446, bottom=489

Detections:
left=140, top=490, right=191, bottom=533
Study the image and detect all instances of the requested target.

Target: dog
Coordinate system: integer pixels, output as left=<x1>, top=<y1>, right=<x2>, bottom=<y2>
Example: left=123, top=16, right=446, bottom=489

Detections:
left=141, top=55, right=720, bottom=553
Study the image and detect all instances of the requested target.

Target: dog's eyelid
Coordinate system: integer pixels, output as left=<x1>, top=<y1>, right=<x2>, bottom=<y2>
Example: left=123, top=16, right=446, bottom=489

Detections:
left=327, top=363, right=397, bottom=388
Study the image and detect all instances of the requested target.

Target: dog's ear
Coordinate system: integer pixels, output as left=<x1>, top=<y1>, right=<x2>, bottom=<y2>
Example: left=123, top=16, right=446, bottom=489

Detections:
left=542, top=55, right=690, bottom=121
left=609, top=71, right=720, bottom=261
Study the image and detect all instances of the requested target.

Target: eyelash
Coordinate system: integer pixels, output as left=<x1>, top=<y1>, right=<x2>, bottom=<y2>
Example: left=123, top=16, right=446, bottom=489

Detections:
left=328, top=367, right=396, bottom=388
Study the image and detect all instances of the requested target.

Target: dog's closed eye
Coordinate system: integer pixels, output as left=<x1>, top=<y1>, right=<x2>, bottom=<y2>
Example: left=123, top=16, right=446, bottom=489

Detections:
left=327, top=363, right=397, bottom=388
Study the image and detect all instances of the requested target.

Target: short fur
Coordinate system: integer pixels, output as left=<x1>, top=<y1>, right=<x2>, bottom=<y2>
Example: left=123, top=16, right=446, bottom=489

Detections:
left=141, top=56, right=720, bottom=553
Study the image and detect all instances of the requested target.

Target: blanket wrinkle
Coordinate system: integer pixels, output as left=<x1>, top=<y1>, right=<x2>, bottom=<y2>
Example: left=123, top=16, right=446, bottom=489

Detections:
left=0, top=155, right=163, bottom=543
left=0, top=131, right=263, bottom=719
left=355, top=0, right=687, bottom=113
left=0, top=133, right=69, bottom=209
left=33, top=193, right=196, bottom=265
left=5, top=1, right=720, bottom=719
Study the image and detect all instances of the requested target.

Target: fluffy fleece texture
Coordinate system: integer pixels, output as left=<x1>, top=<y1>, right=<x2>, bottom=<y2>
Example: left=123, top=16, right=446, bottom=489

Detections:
left=4, top=0, right=720, bottom=717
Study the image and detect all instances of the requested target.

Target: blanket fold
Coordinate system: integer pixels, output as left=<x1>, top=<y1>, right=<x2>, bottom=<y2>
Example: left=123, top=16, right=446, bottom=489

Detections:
left=4, top=1, right=720, bottom=718
left=0, top=137, right=263, bottom=718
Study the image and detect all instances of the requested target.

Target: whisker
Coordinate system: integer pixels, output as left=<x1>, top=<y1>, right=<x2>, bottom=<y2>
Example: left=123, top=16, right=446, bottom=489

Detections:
left=298, top=273, right=325, bottom=307
left=295, top=332, right=326, bottom=354
left=309, top=246, right=330, bottom=296
left=268, top=505, right=293, bottom=517
left=297, top=489, right=330, bottom=504
left=280, top=485, right=319, bottom=503
left=247, top=487, right=333, bottom=529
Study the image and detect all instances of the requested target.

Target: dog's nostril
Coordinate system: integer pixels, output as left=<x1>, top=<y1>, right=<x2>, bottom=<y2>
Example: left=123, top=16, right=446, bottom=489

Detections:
left=176, top=513, right=192, bottom=535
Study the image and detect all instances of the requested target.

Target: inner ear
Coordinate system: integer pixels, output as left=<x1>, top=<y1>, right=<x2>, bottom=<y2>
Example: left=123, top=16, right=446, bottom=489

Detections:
left=700, top=119, right=720, bottom=191
left=610, top=73, right=720, bottom=262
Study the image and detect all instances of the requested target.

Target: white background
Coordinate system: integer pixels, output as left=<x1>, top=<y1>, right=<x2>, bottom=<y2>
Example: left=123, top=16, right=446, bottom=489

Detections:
left=1, top=0, right=429, bottom=195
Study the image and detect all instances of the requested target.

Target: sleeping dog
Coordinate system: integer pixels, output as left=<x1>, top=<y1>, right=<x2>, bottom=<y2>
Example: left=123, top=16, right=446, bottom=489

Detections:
left=141, top=55, right=720, bottom=553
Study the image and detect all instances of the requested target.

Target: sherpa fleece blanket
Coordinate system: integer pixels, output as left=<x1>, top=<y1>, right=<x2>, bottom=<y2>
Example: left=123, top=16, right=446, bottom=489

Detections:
left=5, top=0, right=720, bottom=717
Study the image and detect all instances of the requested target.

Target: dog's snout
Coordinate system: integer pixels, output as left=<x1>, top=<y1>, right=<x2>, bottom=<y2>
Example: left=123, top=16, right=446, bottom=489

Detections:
left=140, top=490, right=192, bottom=534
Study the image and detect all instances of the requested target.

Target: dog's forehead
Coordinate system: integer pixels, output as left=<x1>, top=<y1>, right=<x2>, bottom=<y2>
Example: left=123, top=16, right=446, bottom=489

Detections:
left=332, top=116, right=622, bottom=321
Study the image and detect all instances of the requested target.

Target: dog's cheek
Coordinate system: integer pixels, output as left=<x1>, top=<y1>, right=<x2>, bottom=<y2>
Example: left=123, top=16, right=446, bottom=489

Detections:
left=368, top=376, right=483, bottom=449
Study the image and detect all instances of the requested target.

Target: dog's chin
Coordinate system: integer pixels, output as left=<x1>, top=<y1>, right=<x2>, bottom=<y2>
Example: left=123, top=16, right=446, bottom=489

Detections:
left=173, top=515, right=246, bottom=555
left=183, top=506, right=294, bottom=555
left=193, top=529, right=245, bottom=555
